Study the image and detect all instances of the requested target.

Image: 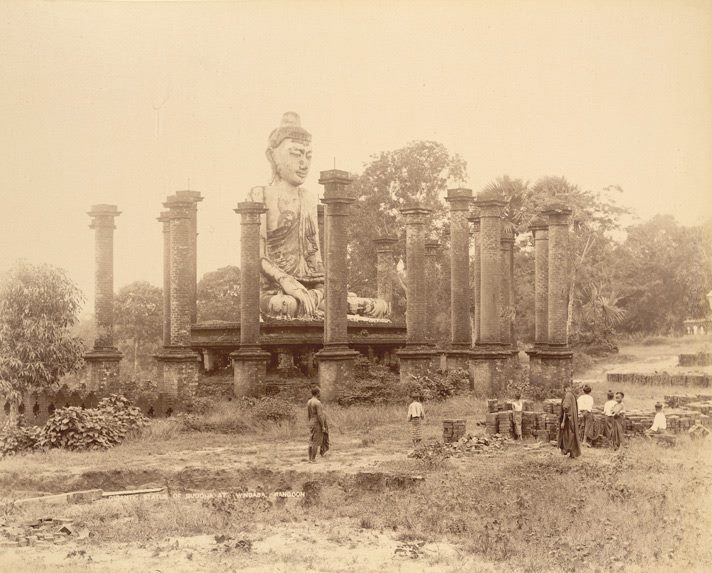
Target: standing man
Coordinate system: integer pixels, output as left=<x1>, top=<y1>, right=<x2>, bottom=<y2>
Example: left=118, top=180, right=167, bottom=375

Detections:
left=577, top=384, right=595, bottom=447
left=307, top=387, right=326, bottom=463
left=511, top=392, right=524, bottom=440
left=558, top=386, right=581, bottom=458
left=610, top=391, right=626, bottom=451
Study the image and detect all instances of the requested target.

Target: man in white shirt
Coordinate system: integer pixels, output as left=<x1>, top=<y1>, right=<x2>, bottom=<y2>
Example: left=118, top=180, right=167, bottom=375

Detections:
left=603, top=390, right=616, bottom=440
left=577, top=384, right=595, bottom=446
left=645, top=402, right=667, bottom=436
left=407, top=395, right=424, bottom=447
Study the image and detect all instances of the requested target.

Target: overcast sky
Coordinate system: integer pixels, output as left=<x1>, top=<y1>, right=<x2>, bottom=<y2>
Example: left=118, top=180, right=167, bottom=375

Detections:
left=1, top=0, right=710, bottom=311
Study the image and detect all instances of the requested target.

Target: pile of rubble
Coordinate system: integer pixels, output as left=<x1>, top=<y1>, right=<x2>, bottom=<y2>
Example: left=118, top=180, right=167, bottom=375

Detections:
left=408, top=434, right=508, bottom=460
left=0, top=517, right=89, bottom=548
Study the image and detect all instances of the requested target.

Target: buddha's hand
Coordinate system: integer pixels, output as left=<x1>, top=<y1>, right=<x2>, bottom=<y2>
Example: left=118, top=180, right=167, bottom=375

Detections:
left=278, top=275, right=317, bottom=317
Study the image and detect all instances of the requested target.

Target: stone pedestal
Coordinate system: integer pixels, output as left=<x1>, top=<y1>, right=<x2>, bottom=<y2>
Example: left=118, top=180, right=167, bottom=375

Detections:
left=528, top=346, right=574, bottom=392
left=82, top=350, right=122, bottom=394
left=231, top=348, right=270, bottom=397
left=156, top=349, right=201, bottom=402
left=470, top=346, right=517, bottom=397
left=316, top=170, right=360, bottom=400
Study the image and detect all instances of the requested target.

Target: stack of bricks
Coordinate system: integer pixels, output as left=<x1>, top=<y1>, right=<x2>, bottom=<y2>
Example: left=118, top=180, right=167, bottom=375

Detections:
left=607, top=372, right=711, bottom=387
left=443, top=419, right=467, bottom=443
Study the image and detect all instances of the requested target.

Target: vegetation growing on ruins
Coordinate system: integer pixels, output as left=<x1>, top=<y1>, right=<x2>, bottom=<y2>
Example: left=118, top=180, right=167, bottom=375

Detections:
left=114, top=281, right=163, bottom=375
left=0, top=261, right=86, bottom=399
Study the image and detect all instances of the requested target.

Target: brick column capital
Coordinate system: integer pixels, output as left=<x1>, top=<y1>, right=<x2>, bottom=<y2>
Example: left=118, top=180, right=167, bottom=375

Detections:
left=542, top=204, right=572, bottom=226
left=164, top=196, right=193, bottom=219
left=529, top=216, right=548, bottom=237
left=468, top=212, right=481, bottom=233
left=424, top=239, right=441, bottom=257
left=446, top=187, right=473, bottom=211
left=501, top=222, right=515, bottom=246
left=175, top=189, right=204, bottom=205
left=319, top=169, right=355, bottom=203
left=401, top=206, right=432, bottom=225
left=234, top=201, right=267, bottom=225
left=373, top=236, right=399, bottom=252
left=88, top=204, right=121, bottom=229
left=474, top=192, right=505, bottom=218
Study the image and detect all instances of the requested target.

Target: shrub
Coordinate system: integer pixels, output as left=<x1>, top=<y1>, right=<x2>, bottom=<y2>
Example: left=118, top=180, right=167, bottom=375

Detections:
left=38, top=407, right=123, bottom=450
left=339, top=356, right=402, bottom=406
left=0, top=424, right=42, bottom=457
left=96, top=394, right=149, bottom=440
left=408, top=372, right=455, bottom=401
left=248, top=397, right=297, bottom=424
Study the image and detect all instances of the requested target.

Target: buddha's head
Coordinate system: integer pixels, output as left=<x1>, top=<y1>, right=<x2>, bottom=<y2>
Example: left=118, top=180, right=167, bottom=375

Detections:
left=266, top=112, right=312, bottom=187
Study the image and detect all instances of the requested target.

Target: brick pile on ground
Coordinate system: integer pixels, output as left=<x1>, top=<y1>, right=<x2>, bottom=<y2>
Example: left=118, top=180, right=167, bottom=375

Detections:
left=442, top=419, right=466, bottom=443
left=484, top=397, right=712, bottom=440
left=606, top=372, right=710, bottom=387
left=0, top=517, right=87, bottom=548
left=408, top=434, right=508, bottom=461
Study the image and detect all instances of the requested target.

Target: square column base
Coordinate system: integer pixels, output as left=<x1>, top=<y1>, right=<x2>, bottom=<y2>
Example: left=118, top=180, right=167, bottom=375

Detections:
left=469, top=346, right=518, bottom=397
left=444, top=347, right=472, bottom=372
left=316, top=347, right=360, bottom=402
left=82, top=348, right=123, bottom=394
left=155, top=349, right=201, bottom=406
left=527, top=345, right=574, bottom=394
left=397, top=347, right=439, bottom=385
left=230, top=348, right=270, bottom=397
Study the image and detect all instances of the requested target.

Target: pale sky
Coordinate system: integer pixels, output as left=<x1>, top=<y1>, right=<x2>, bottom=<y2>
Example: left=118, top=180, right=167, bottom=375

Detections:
left=1, top=0, right=711, bottom=311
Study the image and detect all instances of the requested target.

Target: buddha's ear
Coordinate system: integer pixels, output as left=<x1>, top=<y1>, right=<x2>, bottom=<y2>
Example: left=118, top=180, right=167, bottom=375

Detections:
left=265, top=147, right=277, bottom=174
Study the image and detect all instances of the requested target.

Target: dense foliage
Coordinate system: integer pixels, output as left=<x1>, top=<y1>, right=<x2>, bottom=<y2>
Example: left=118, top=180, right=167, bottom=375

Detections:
left=114, top=281, right=163, bottom=375
left=197, top=265, right=241, bottom=322
left=0, top=261, right=86, bottom=398
left=0, top=394, right=148, bottom=456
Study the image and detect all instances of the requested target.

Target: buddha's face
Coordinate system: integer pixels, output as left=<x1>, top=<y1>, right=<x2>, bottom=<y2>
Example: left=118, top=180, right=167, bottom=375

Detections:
left=270, top=138, right=312, bottom=186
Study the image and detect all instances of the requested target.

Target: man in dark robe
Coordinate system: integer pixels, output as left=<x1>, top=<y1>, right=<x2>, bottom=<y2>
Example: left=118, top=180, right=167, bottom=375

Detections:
left=558, top=387, right=581, bottom=458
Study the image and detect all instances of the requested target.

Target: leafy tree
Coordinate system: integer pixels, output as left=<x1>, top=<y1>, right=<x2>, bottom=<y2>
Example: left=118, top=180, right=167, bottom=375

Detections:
left=613, top=215, right=712, bottom=334
left=0, top=261, right=85, bottom=399
left=114, top=281, right=163, bottom=375
left=197, top=266, right=241, bottom=322
left=345, top=141, right=467, bottom=337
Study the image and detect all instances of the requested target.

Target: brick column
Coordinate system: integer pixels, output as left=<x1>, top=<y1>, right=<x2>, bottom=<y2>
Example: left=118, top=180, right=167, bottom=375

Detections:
left=397, top=205, right=437, bottom=383
left=469, top=192, right=513, bottom=397
left=316, top=170, right=359, bottom=401
left=231, top=202, right=270, bottom=397
left=533, top=204, right=574, bottom=391
left=531, top=217, right=549, bottom=346
left=446, top=188, right=473, bottom=369
left=83, top=205, right=122, bottom=392
left=157, top=210, right=171, bottom=347
left=317, top=204, right=325, bottom=263
left=425, top=239, right=440, bottom=343
left=374, top=236, right=399, bottom=316
left=500, top=223, right=515, bottom=346
left=175, top=190, right=203, bottom=324
left=155, top=195, right=200, bottom=406
left=468, top=212, right=481, bottom=345
left=476, top=194, right=504, bottom=344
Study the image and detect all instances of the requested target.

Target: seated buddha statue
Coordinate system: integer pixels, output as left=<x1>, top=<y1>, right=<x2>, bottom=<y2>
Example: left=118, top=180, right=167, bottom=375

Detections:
left=247, top=112, right=388, bottom=320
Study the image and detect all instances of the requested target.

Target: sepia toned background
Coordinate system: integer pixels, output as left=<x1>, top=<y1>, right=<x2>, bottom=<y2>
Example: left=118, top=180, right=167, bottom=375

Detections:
left=1, top=0, right=710, bottom=309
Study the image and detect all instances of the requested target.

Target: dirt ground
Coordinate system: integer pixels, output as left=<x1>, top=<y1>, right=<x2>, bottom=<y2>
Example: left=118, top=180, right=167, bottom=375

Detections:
left=1, top=335, right=711, bottom=573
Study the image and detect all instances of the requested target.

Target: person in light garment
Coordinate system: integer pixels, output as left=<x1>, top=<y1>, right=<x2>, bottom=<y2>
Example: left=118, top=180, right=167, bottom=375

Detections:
left=603, top=390, right=616, bottom=440
left=645, top=402, right=667, bottom=436
left=610, top=392, right=625, bottom=450
left=511, top=391, right=524, bottom=440
left=407, top=394, right=424, bottom=447
left=577, top=384, right=595, bottom=446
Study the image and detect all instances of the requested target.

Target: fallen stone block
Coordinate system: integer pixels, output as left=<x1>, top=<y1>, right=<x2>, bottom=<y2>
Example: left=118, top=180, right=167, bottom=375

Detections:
left=12, top=489, right=103, bottom=510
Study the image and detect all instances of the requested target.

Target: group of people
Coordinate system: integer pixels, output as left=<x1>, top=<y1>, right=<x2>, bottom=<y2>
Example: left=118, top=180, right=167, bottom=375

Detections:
left=307, top=384, right=668, bottom=462
left=559, top=384, right=667, bottom=458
